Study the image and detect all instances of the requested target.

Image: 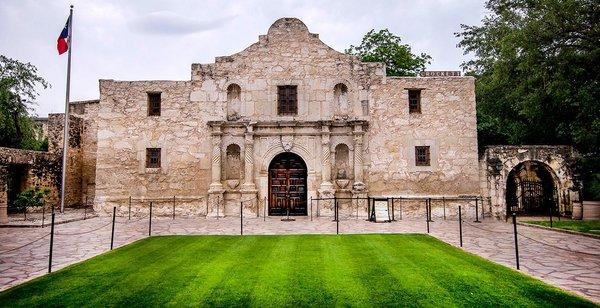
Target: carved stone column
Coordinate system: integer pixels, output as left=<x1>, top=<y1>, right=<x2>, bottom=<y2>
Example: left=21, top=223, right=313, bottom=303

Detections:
left=353, top=125, right=365, bottom=185
left=319, top=124, right=334, bottom=192
left=319, top=123, right=334, bottom=218
left=241, top=125, right=257, bottom=215
left=0, top=165, right=7, bottom=224
left=350, top=123, right=368, bottom=218
left=208, top=123, right=224, bottom=217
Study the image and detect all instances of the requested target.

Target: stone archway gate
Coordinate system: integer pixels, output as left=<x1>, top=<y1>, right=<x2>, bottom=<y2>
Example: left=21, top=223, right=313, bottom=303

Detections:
left=481, top=145, right=581, bottom=219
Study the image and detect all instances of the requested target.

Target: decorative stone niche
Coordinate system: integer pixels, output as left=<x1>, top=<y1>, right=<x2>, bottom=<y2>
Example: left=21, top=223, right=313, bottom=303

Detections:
left=225, top=144, right=242, bottom=189
left=227, top=84, right=241, bottom=121
left=334, top=143, right=351, bottom=189
left=333, top=83, right=349, bottom=118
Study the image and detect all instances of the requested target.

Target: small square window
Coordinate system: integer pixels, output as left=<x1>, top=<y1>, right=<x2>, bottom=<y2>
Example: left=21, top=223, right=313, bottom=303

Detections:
left=408, top=90, right=421, bottom=114
left=146, top=148, right=161, bottom=168
left=148, top=92, right=161, bottom=116
left=277, top=85, right=298, bottom=116
left=415, top=146, right=430, bottom=166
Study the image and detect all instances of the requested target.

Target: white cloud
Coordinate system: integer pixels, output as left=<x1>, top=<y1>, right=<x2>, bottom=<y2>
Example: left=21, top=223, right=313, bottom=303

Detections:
left=0, top=0, right=486, bottom=117
left=131, top=11, right=237, bottom=35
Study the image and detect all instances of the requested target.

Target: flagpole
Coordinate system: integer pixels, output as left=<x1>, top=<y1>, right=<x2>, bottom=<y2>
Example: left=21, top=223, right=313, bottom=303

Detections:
left=60, top=5, right=73, bottom=214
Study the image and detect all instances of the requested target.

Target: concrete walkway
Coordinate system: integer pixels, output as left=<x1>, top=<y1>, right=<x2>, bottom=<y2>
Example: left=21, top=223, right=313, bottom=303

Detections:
left=0, top=215, right=598, bottom=302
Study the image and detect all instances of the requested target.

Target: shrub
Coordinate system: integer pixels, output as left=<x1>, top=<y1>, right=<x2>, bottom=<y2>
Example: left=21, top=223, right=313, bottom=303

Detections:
left=12, top=186, right=50, bottom=212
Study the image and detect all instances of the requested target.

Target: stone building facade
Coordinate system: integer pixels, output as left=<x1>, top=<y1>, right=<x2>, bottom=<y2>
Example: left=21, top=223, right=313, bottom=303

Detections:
left=2, top=18, right=583, bottom=222
left=93, top=18, right=480, bottom=217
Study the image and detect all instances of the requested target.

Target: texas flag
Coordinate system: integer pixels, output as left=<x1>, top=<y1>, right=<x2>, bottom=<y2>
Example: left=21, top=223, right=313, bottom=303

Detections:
left=57, top=17, right=70, bottom=55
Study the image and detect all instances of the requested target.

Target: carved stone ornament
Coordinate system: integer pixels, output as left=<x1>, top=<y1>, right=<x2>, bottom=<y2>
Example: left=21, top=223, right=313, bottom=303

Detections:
left=280, top=135, right=294, bottom=152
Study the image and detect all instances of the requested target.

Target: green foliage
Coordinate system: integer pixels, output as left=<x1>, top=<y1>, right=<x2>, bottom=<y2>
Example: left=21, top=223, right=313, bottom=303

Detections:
left=346, top=29, right=431, bottom=76
left=577, top=155, right=600, bottom=200
left=0, top=235, right=594, bottom=306
left=527, top=220, right=600, bottom=235
left=11, top=186, right=50, bottom=212
left=456, top=0, right=600, bottom=154
left=587, top=174, right=600, bottom=201
left=0, top=55, right=50, bottom=149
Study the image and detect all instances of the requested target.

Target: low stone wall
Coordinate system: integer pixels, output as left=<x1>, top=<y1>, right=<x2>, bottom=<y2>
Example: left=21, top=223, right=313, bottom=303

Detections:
left=94, top=196, right=208, bottom=217
left=0, top=147, right=61, bottom=206
left=0, top=147, right=62, bottom=223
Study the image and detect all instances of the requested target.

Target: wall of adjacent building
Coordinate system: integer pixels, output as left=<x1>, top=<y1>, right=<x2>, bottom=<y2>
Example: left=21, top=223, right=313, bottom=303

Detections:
left=367, top=76, right=479, bottom=197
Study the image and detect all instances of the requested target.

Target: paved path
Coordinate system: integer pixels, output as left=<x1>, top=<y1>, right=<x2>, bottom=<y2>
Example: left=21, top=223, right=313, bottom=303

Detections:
left=0, top=215, right=598, bottom=302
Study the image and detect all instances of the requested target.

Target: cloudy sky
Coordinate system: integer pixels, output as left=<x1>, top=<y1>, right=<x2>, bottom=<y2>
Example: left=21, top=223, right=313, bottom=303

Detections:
left=0, top=0, right=487, bottom=117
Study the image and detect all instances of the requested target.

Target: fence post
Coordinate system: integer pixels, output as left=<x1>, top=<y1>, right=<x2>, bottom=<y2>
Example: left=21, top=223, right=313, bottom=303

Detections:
left=48, top=213, right=55, bottom=273
left=512, top=212, right=520, bottom=270
left=336, top=198, right=339, bottom=235
left=391, top=198, right=395, bottom=221
left=128, top=196, right=131, bottom=220
left=310, top=196, right=313, bottom=221
left=172, top=196, right=176, bottom=220
left=481, top=197, right=485, bottom=220
left=426, top=199, right=430, bottom=233
left=148, top=201, right=153, bottom=236
left=42, top=206, right=45, bottom=228
left=110, top=206, right=116, bottom=250
left=442, top=197, right=446, bottom=220
left=474, top=198, right=481, bottom=223
left=333, top=196, right=338, bottom=222
left=549, top=205, right=553, bottom=228
left=427, top=198, right=434, bottom=222
left=240, top=201, right=243, bottom=236
left=458, top=205, right=463, bottom=247
left=366, top=197, right=370, bottom=221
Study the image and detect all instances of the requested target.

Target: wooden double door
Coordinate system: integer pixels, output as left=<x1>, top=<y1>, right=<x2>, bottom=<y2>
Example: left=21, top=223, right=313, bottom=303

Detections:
left=268, top=152, right=307, bottom=216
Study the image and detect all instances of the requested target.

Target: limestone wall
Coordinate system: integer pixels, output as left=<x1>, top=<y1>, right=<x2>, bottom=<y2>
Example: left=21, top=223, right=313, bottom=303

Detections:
left=366, top=77, right=479, bottom=197
left=190, top=18, right=383, bottom=122
left=95, top=80, right=210, bottom=214
left=70, top=100, right=99, bottom=205
left=47, top=113, right=84, bottom=207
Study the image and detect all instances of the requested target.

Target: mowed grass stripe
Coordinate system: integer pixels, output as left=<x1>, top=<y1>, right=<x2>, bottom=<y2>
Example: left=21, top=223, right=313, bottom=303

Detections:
left=169, top=236, right=263, bottom=305
left=0, top=234, right=595, bottom=307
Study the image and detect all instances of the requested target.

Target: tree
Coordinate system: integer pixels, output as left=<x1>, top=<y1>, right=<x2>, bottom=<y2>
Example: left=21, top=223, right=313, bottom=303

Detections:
left=0, top=55, right=50, bottom=150
left=346, top=29, right=431, bottom=76
left=456, top=0, right=600, bottom=199
left=456, top=0, right=599, bottom=152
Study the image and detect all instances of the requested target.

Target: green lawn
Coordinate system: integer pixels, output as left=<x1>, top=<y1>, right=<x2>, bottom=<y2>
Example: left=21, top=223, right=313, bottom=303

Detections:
left=0, top=235, right=594, bottom=307
left=526, top=220, right=600, bottom=235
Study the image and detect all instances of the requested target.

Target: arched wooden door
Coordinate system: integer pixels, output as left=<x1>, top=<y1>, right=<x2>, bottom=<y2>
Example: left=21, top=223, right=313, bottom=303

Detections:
left=268, top=152, right=307, bottom=216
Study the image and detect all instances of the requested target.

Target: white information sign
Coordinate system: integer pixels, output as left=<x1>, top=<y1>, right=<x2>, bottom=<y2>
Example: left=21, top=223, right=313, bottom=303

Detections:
left=373, top=199, right=390, bottom=222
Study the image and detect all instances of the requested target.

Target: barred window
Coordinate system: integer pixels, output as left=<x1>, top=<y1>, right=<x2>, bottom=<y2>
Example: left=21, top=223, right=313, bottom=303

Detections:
left=415, top=146, right=430, bottom=166
left=277, top=85, right=298, bottom=116
left=146, top=148, right=161, bottom=168
left=148, top=92, right=161, bottom=116
left=408, top=89, right=421, bottom=114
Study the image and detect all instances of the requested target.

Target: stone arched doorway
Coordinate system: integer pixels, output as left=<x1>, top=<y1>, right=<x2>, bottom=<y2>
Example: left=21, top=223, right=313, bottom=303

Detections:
left=268, top=152, right=307, bottom=216
left=505, top=161, right=558, bottom=215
